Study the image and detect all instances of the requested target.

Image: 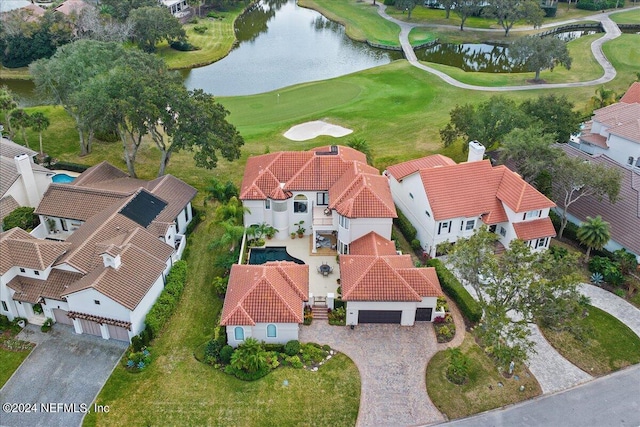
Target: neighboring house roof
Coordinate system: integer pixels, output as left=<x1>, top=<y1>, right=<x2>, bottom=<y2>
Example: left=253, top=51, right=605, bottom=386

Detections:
left=54, top=0, right=88, bottom=15
left=0, top=228, right=70, bottom=274
left=36, top=162, right=196, bottom=224
left=586, top=102, right=640, bottom=145
left=340, top=234, right=443, bottom=302
left=385, top=155, right=456, bottom=181
left=556, top=144, right=640, bottom=257
left=7, top=269, right=83, bottom=304
left=388, top=156, right=554, bottom=222
left=512, top=217, right=556, bottom=241
left=0, top=138, right=49, bottom=197
left=620, top=82, right=640, bottom=104
left=62, top=236, right=171, bottom=311
left=349, top=231, right=398, bottom=256
left=220, top=262, right=309, bottom=326
left=240, top=146, right=396, bottom=219
left=0, top=195, right=20, bottom=222
left=579, top=121, right=608, bottom=149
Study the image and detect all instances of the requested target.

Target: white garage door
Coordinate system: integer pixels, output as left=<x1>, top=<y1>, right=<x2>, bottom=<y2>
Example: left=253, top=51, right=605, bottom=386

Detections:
left=107, top=324, right=129, bottom=342
left=53, top=309, right=73, bottom=326
left=79, top=319, right=102, bottom=337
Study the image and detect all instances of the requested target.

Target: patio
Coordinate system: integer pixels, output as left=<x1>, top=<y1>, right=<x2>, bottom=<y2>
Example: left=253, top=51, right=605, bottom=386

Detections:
left=264, top=236, right=340, bottom=300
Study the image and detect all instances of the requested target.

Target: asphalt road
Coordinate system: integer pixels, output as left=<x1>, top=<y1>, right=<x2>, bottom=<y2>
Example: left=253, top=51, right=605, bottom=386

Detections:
left=439, top=364, right=640, bottom=427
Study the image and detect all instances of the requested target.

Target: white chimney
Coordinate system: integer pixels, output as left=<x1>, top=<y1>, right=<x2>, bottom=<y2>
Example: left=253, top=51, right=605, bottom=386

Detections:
left=14, top=154, right=40, bottom=206
left=102, top=253, right=121, bottom=269
left=467, top=141, right=486, bottom=163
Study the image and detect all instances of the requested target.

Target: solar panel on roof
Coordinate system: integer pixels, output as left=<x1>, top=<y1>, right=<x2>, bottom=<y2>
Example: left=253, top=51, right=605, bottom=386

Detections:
left=119, top=190, right=167, bottom=227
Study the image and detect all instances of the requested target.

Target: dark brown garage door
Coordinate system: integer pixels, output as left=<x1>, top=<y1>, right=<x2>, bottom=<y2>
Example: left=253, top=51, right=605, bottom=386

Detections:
left=415, top=308, right=433, bottom=321
left=53, top=309, right=73, bottom=325
left=358, top=310, right=402, bottom=324
left=107, top=324, right=129, bottom=342
left=79, top=319, right=102, bottom=337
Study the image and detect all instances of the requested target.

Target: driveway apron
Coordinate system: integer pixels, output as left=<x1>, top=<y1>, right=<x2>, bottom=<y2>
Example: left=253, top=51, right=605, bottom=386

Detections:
left=0, top=324, right=127, bottom=427
left=300, top=322, right=445, bottom=427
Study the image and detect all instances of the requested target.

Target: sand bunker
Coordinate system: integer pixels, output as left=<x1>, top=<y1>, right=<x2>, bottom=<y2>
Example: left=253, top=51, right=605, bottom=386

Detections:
left=283, top=120, right=353, bottom=141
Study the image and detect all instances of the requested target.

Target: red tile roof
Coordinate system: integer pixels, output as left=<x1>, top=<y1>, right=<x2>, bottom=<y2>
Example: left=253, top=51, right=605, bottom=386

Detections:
left=349, top=232, right=398, bottom=256
left=385, top=155, right=456, bottom=180
left=220, top=262, right=309, bottom=326
left=240, top=146, right=396, bottom=219
left=396, top=157, right=553, bottom=221
left=0, top=228, right=70, bottom=274
left=341, top=234, right=442, bottom=301
left=620, top=82, right=640, bottom=104
left=512, top=217, right=556, bottom=241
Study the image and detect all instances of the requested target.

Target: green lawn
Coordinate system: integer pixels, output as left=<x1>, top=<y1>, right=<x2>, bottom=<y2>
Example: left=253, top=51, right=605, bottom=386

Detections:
left=610, top=9, right=640, bottom=24
left=419, top=33, right=605, bottom=87
left=0, top=348, right=31, bottom=388
left=540, top=306, right=640, bottom=376
left=158, top=3, right=250, bottom=69
left=84, top=212, right=360, bottom=427
left=426, top=334, right=541, bottom=420
left=298, top=0, right=401, bottom=46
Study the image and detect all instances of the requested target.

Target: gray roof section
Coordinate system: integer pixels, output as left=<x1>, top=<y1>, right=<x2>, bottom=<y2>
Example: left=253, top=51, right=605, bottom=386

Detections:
left=557, top=144, right=640, bottom=257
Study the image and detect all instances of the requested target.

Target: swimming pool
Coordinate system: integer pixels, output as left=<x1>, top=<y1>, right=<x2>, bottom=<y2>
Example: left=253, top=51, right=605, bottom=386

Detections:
left=52, top=173, right=75, bottom=184
left=248, top=247, right=305, bottom=265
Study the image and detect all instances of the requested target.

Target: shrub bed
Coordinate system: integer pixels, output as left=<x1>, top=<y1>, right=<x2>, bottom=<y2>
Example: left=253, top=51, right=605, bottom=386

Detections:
left=393, top=207, right=417, bottom=243
left=427, top=259, right=482, bottom=324
left=328, top=306, right=346, bottom=326
left=145, top=260, right=188, bottom=340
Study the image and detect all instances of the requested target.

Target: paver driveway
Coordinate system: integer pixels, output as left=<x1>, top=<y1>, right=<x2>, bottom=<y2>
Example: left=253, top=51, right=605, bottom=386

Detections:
left=300, top=321, right=445, bottom=427
left=0, top=324, right=127, bottom=427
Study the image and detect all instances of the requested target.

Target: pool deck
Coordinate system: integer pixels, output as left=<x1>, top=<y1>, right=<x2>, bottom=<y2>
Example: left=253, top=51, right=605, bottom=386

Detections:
left=264, top=236, right=339, bottom=299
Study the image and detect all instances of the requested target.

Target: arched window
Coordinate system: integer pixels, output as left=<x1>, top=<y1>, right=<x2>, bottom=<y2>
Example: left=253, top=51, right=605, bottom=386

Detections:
left=294, top=195, right=308, bottom=213
left=234, top=327, right=244, bottom=341
left=267, top=324, right=277, bottom=338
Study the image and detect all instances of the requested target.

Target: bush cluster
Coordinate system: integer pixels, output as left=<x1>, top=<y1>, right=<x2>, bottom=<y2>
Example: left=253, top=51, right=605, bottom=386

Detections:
left=328, top=307, right=346, bottom=326
left=589, top=256, right=625, bottom=287
left=446, top=348, right=470, bottom=385
left=2, top=207, right=40, bottom=231
left=427, top=259, right=482, bottom=324
left=144, top=261, right=188, bottom=340
left=393, top=208, right=417, bottom=243
left=576, top=0, right=624, bottom=10
left=170, top=40, right=199, bottom=51
left=40, top=317, right=53, bottom=333
left=284, top=339, right=300, bottom=356
left=48, top=161, right=89, bottom=173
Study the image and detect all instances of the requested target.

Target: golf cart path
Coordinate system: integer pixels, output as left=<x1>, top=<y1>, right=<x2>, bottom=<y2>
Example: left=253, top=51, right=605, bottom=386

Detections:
left=370, top=2, right=640, bottom=91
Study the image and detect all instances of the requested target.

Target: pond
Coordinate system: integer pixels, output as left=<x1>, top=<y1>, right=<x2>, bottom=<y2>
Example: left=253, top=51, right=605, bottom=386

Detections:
left=415, top=30, right=600, bottom=73
left=182, top=0, right=402, bottom=96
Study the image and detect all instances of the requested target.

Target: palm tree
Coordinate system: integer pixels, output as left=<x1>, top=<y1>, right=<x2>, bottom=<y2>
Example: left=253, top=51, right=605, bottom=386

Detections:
left=214, top=196, right=249, bottom=225
left=590, top=86, right=616, bottom=109
left=30, top=112, right=50, bottom=156
left=9, top=109, right=32, bottom=148
left=209, top=220, right=245, bottom=252
left=230, top=338, right=267, bottom=374
left=0, top=86, right=17, bottom=137
left=576, top=216, right=610, bottom=261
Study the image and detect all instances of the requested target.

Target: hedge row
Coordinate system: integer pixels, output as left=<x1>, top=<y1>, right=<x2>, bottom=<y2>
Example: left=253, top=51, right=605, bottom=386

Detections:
left=48, top=160, right=89, bottom=173
left=426, top=259, right=482, bottom=324
left=393, top=207, right=417, bottom=242
left=576, top=0, right=624, bottom=10
left=145, top=260, right=188, bottom=340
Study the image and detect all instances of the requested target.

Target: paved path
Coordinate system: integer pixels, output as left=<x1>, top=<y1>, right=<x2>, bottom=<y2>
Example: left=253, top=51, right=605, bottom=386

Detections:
left=300, top=321, right=446, bottom=427
left=0, top=324, right=127, bottom=427
left=371, top=1, right=640, bottom=91
left=580, top=283, right=640, bottom=338
left=440, top=363, right=640, bottom=427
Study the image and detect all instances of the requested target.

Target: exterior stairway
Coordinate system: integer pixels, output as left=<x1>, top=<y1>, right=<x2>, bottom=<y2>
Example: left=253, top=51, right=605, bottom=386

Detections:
left=312, top=306, right=329, bottom=321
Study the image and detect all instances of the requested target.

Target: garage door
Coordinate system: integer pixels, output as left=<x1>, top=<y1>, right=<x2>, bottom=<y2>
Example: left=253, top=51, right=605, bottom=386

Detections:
left=107, top=324, right=129, bottom=342
left=358, top=310, right=402, bottom=324
left=53, top=309, right=73, bottom=326
left=415, top=308, right=433, bottom=321
left=79, top=319, right=102, bottom=337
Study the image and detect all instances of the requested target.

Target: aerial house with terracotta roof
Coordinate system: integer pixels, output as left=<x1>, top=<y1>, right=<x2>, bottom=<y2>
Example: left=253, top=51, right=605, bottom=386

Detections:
left=386, top=141, right=556, bottom=257
left=0, top=162, right=196, bottom=342
left=240, top=145, right=397, bottom=254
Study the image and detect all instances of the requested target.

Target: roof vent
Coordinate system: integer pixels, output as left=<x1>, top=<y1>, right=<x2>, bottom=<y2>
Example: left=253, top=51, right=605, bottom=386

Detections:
left=330, top=145, right=338, bottom=154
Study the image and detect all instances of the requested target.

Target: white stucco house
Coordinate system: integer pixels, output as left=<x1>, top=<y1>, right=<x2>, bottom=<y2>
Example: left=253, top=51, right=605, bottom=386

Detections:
left=221, top=262, right=309, bottom=347
left=0, top=138, right=54, bottom=225
left=570, top=82, right=640, bottom=170
left=385, top=141, right=557, bottom=257
left=0, top=162, right=196, bottom=342
left=340, top=232, right=444, bottom=326
left=240, top=145, right=397, bottom=254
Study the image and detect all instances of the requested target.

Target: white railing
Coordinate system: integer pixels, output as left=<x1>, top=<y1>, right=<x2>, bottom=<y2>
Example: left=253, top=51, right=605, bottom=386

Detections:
left=173, top=234, right=186, bottom=261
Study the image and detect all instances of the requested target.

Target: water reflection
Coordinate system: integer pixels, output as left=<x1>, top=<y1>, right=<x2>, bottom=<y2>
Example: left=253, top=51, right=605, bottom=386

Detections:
left=183, top=0, right=402, bottom=96
left=416, top=30, right=600, bottom=73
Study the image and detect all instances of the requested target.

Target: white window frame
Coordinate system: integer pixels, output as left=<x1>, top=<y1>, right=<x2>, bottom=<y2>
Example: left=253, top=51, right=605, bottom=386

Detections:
left=465, top=220, right=475, bottom=231
left=1, top=301, right=8, bottom=312
left=234, top=327, right=245, bottom=341
left=438, top=221, right=451, bottom=235
left=316, top=192, right=329, bottom=206
left=293, top=195, right=308, bottom=213
left=339, top=215, right=350, bottom=230
left=499, top=226, right=506, bottom=237
left=266, top=324, right=277, bottom=338
left=265, top=199, right=271, bottom=210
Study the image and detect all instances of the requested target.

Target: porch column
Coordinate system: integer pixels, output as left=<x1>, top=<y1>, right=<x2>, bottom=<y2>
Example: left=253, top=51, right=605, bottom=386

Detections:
left=312, top=228, right=317, bottom=253
left=100, top=323, right=110, bottom=340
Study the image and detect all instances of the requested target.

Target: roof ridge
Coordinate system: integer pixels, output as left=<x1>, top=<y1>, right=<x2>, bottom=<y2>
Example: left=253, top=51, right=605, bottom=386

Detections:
left=275, top=264, right=307, bottom=301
